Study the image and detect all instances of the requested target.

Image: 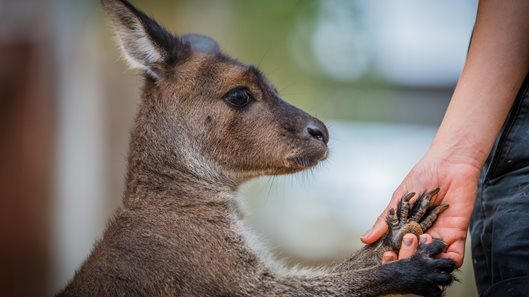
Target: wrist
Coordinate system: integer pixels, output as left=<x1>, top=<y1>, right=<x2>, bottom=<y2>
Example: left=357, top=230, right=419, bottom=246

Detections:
left=425, top=131, right=489, bottom=171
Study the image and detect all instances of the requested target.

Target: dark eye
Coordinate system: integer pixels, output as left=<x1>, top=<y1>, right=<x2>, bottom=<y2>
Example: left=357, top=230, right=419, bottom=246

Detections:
left=222, top=87, right=253, bottom=108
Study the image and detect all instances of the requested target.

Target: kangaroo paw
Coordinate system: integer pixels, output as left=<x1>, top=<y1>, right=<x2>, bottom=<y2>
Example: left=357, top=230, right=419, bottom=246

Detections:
left=386, top=188, right=448, bottom=250
left=377, top=239, right=456, bottom=297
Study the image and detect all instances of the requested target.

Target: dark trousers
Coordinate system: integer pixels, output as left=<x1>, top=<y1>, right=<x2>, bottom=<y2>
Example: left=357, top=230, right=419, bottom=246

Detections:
left=470, top=73, right=529, bottom=297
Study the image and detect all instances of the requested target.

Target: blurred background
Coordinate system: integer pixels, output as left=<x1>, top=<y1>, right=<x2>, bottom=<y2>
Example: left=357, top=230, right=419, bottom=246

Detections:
left=0, top=0, right=479, bottom=296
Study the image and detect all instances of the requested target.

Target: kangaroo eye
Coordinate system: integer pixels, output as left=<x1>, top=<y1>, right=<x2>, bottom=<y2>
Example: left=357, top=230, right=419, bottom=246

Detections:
left=223, top=88, right=252, bottom=108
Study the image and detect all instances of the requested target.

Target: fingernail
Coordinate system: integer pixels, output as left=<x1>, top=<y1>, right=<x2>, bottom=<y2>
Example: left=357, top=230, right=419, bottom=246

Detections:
left=403, top=237, right=413, bottom=247
left=419, top=235, right=427, bottom=244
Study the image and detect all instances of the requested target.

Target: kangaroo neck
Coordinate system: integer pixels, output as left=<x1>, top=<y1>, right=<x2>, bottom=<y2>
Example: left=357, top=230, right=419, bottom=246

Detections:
left=123, top=145, right=237, bottom=208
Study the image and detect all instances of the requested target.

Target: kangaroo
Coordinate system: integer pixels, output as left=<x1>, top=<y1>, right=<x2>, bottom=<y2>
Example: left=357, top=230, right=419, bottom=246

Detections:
left=58, top=1, right=455, bottom=296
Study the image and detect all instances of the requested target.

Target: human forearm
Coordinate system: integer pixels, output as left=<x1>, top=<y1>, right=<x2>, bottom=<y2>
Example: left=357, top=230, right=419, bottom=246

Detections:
left=362, top=1, right=529, bottom=266
left=428, top=0, right=529, bottom=169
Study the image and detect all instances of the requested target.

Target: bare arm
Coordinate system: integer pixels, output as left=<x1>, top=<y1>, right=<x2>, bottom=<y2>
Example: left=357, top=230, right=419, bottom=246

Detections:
left=362, top=0, right=529, bottom=267
left=432, top=0, right=529, bottom=168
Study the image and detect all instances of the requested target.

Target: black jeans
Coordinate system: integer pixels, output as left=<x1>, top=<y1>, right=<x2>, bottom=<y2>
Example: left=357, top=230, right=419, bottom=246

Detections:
left=470, top=73, right=529, bottom=297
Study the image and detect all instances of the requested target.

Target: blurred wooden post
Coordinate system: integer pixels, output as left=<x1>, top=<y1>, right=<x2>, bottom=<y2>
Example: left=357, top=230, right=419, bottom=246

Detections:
left=0, top=0, right=55, bottom=297
left=0, top=9, right=54, bottom=297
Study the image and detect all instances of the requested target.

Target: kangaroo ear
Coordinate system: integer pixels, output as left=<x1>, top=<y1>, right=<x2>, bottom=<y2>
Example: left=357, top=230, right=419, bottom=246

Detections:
left=101, top=0, right=190, bottom=78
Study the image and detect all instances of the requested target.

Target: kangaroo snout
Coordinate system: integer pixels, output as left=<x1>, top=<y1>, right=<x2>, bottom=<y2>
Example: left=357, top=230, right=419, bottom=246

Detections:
left=305, top=120, right=329, bottom=144
left=268, top=101, right=329, bottom=175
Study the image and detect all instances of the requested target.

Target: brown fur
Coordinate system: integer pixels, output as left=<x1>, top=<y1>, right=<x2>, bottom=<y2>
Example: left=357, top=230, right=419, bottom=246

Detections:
left=57, top=1, right=455, bottom=296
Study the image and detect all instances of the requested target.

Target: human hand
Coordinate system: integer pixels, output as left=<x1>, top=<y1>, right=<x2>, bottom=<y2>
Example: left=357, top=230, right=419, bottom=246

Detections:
left=362, top=154, right=481, bottom=267
left=382, top=233, right=434, bottom=264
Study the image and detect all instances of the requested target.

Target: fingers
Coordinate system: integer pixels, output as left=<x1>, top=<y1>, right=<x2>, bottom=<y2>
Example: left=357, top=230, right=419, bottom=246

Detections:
left=382, top=233, right=422, bottom=264
left=398, top=233, right=419, bottom=260
left=362, top=189, right=409, bottom=244
left=439, top=252, right=463, bottom=268
left=438, top=240, right=465, bottom=268
left=361, top=215, right=389, bottom=244
left=382, top=234, right=436, bottom=264
left=382, top=251, right=397, bottom=264
left=419, top=233, right=433, bottom=245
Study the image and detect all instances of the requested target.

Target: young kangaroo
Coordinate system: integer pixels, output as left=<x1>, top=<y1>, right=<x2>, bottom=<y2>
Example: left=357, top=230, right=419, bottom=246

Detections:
left=58, top=1, right=455, bottom=296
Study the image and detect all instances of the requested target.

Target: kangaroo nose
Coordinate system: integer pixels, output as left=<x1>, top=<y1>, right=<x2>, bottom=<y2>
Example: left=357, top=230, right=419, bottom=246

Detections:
left=305, top=121, right=329, bottom=144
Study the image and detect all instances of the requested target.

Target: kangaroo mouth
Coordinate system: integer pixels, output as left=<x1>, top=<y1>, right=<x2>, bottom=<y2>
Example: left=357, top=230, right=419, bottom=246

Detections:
left=279, top=146, right=329, bottom=174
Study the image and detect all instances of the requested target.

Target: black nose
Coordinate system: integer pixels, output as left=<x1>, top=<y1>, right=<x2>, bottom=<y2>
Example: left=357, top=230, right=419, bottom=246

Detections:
left=305, top=121, right=329, bottom=144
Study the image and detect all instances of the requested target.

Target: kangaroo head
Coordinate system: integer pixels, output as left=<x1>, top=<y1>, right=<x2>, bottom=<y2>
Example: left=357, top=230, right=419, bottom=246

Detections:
left=102, top=0, right=329, bottom=189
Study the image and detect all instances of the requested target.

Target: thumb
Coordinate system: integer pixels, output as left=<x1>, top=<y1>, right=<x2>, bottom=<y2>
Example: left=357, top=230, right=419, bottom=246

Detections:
left=360, top=215, right=388, bottom=244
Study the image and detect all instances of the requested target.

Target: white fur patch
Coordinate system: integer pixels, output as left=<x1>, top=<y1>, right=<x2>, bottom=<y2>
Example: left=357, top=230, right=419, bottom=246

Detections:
left=179, top=144, right=223, bottom=184
left=230, top=200, right=330, bottom=278
left=114, top=21, right=162, bottom=78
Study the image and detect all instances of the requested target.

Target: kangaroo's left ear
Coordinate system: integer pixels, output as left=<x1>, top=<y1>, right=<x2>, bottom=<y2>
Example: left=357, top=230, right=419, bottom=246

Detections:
left=101, top=0, right=190, bottom=78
